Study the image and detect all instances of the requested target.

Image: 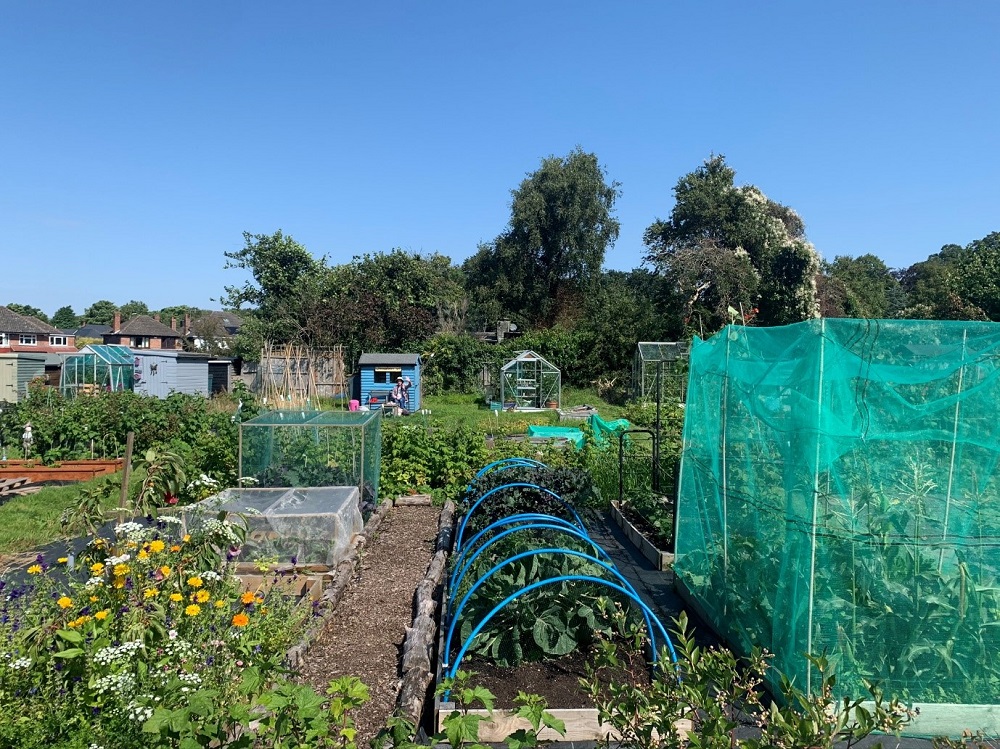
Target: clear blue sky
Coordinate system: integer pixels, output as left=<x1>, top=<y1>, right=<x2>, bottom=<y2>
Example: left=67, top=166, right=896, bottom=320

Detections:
left=2, top=1, right=997, bottom=317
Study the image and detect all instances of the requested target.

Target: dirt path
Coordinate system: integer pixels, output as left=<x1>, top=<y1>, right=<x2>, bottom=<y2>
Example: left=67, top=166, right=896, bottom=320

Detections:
left=297, top=504, right=441, bottom=745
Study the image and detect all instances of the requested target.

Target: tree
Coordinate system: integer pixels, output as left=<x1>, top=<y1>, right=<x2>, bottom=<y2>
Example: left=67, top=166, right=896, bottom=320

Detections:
left=466, top=148, right=621, bottom=327
left=83, top=300, right=118, bottom=326
left=644, top=155, right=820, bottom=331
left=119, top=300, right=149, bottom=320
left=898, top=232, right=1000, bottom=321
left=51, top=306, right=80, bottom=329
left=5, top=303, right=49, bottom=324
left=821, top=254, right=901, bottom=318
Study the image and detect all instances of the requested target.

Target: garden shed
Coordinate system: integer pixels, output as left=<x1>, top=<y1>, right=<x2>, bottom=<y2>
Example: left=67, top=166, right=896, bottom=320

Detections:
left=632, top=341, right=689, bottom=402
left=133, top=350, right=210, bottom=398
left=60, top=345, right=134, bottom=396
left=356, top=352, right=421, bottom=411
left=0, top=352, right=45, bottom=402
left=500, top=350, right=560, bottom=410
left=675, top=319, right=1000, bottom=735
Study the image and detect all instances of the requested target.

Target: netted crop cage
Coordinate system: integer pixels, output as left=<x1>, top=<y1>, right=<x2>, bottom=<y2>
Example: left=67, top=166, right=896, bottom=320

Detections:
left=674, top=319, right=1000, bottom=732
left=632, top=341, right=689, bottom=402
left=500, top=350, right=561, bottom=410
left=60, top=344, right=135, bottom=396
left=239, top=410, right=381, bottom=509
left=181, top=486, right=363, bottom=566
left=442, top=458, right=673, bottom=686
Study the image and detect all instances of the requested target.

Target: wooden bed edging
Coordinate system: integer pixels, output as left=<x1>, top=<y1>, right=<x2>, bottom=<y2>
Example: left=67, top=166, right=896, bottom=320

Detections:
left=395, top=499, right=456, bottom=728
left=284, top=498, right=394, bottom=668
left=610, top=501, right=674, bottom=571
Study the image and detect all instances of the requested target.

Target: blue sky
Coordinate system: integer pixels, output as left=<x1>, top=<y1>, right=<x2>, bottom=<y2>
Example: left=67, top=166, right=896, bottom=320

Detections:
left=2, top=1, right=997, bottom=316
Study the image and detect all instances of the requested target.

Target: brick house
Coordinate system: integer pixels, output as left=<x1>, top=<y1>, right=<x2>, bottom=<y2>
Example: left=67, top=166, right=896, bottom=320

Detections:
left=0, top=305, right=77, bottom=354
left=103, top=312, right=183, bottom=350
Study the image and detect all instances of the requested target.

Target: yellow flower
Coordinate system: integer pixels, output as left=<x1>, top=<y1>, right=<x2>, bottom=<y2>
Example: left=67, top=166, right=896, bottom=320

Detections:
left=113, top=576, right=126, bottom=589
left=149, top=540, right=165, bottom=553
left=27, top=564, right=42, bottom=575
left=194, top=590, right=210, bottom=603
left=93, top=538, right=106, bottom=547
left=113, top=563, right=130, bottom=576
left=187, top=576, right=203, bottom=588
left=95, top=610, right=109, bottom=620
left=89, top=596, right=98, bottom=603
left=57, top=596, right=73, bottom=609
left=91, top=563, right=105, bottom=575
left=159, top=566, right=171, bottom=577
left=68, top=615, right=92, bottom=628
left=137, top=549, right=149, bottom=560
left=170, top=545, right=181, bottom=553
left=214, top=600, right=226, bottom=608
left=57, top=557, right=68, bottom=564
left=170, top=593, right=183, bottom=602
left=67, top=619, right=80, bottom=628
left=231, top=613, right=249, bottom=627
left=144, top=588, right=159, bottom=599
left=183, top=534, right=191, bottom=543
left=184, top=604, right=201, bottom=617
left=240, top=591, right=256, bottom=605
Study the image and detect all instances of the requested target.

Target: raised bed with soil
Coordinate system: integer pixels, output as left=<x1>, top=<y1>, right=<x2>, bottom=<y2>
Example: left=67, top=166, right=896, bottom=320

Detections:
left=610, top=500, right=674, bottom=571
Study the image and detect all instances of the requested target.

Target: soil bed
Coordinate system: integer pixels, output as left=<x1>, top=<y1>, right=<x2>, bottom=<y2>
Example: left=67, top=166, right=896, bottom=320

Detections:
left=463, top=645, right=653, bottom=709
left=297, top=504, right=440, bottom=746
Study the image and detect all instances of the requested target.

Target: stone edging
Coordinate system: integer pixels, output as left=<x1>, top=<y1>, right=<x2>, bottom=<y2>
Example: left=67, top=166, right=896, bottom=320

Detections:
left=285, top=499, right=394, bottom=668
left=395, top=500, right=456, bottom=726
left=609, top=500, right=674, bottom=571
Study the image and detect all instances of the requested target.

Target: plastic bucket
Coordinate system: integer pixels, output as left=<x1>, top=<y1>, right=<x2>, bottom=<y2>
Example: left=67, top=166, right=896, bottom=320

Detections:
left=349, top=399, right=359, bottom=412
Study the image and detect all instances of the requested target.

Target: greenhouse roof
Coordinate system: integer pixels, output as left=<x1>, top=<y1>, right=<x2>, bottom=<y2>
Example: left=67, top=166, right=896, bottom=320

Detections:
left=242, top=409, right=380, bottom=426
left=636, top=341, right=689, bottom=362
left=501, top=350, right=558, bottom=370
left=74, top=344, right=136, bottom=365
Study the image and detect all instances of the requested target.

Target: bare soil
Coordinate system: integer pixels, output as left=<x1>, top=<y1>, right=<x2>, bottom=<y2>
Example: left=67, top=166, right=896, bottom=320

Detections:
left=297, top=505, right=440, bottom=746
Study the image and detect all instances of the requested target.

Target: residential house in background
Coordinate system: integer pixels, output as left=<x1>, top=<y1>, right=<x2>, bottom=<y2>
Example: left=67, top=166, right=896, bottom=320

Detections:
left=185, top=310, right=243, bottom=353
left=103, top=312, right=183, bottom=350
left=0, top=305, right=78, bottom=399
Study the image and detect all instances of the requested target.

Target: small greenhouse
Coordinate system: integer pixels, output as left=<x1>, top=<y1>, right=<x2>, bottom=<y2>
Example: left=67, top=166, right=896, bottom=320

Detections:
left=238, top=409, right=381, bottom=509
left=500, top=350, right=560, bottom=410
left=60, top=345, right=135, bottom=396
left=632, top=341, right=689, bottom=402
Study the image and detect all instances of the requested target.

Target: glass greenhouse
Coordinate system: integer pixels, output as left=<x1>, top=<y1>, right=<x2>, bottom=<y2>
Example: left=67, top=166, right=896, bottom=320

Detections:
left=238, top=409, right=381, bottom=509
left=632, top=341, right=689, bottom=402
left=675, top=319, right=1000, bottom=735
left=500, top=350, right=560, bottom=410
left=60, top=345, right=135, bottom=396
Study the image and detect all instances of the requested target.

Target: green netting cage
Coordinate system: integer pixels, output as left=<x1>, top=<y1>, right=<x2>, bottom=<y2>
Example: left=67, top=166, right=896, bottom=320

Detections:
left=60, top=344, right=135, bottom=396
left=674, top=319, right=1000, bottom=733
left=500, top=350, right=560, bottom=410
left=238, top=409, right=381, bottom=509
left=632, top=341, right=689, bottom=402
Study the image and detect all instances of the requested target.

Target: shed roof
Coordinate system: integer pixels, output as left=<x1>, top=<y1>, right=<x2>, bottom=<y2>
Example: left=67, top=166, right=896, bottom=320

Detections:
left=115, top=315, right=181, bottom=337
left=357, top=353, right=421, bottom=366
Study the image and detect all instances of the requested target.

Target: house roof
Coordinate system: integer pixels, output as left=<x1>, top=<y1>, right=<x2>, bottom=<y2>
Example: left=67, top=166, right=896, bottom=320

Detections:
left=0, top=305, right=52, bottom=334
left=114, top=315, right=181, bottom=337
left=76, top=323, right=112, bottom=338
left=357, top=353, right=421, bottom=366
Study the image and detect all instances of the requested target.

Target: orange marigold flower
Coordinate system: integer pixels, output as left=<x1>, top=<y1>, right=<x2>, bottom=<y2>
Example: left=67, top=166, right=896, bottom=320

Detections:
left=231, top=613, right=250, bottom=627
left=170, top=545, right=181, bottom=553
left=240, top=591, right=256, bottom=605
left=57, top=596, right=73, bottom=609
left=185, top=604, right=201, bottom=617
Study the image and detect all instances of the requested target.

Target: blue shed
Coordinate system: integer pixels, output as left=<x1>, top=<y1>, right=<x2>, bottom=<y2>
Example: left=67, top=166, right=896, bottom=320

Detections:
left=356, top=353, right=421, bottom=412
left=133, top=350, right=210, bottom=399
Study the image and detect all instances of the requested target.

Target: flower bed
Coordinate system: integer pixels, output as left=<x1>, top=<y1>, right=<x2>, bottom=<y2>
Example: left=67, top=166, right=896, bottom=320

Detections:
left=610, top=500, right=674, bottom=571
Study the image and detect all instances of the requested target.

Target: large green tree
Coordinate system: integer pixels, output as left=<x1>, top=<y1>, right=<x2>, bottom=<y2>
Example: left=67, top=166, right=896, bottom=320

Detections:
left=466, top=147, right=621, bottom=327
left=643, top=155, right=820, bottom=331
left=51, top=305, right=80, bottom=329
left=119, top=300, right=150, bottom=320
left=83, top=300, right=118, bottom=326
left=899, top=231, right=1000, bottom=321
left=820, top=254, right=902, bottom=318
left=5, top=303, right=49, bottom=324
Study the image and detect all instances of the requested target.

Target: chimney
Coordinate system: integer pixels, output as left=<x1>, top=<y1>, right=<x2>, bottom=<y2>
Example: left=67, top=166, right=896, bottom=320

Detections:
left=154, top=313, right=161, bottom=323
left=170, top=317, right=177, bottom=331
left=113, top=310, right=121, bottom=332
left=184, top=313, right=191, bottom=333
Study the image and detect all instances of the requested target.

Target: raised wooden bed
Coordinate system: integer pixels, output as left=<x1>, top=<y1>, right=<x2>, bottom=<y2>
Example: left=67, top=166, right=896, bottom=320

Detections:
left=610, top=500, right=674, bottom=571
left=0, top=458, right=124, bottom=483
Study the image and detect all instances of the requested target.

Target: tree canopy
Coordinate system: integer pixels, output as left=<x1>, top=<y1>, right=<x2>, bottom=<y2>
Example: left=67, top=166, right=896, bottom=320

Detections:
left=5, top=303, right=49, bottom=324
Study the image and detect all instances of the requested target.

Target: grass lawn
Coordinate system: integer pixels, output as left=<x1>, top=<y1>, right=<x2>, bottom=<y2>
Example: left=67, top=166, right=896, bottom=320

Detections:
left=0, top=478, right=120, bottom=557
left=420, top=387, right=624, bottom=431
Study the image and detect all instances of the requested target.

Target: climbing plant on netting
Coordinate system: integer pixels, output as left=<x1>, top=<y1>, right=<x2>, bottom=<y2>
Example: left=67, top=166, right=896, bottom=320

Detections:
left=674, top=319, right=1000, bottom=728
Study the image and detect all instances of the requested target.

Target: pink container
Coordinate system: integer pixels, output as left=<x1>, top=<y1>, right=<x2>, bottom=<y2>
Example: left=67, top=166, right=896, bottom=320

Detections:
left=349, top=399, right=360, bottom=412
